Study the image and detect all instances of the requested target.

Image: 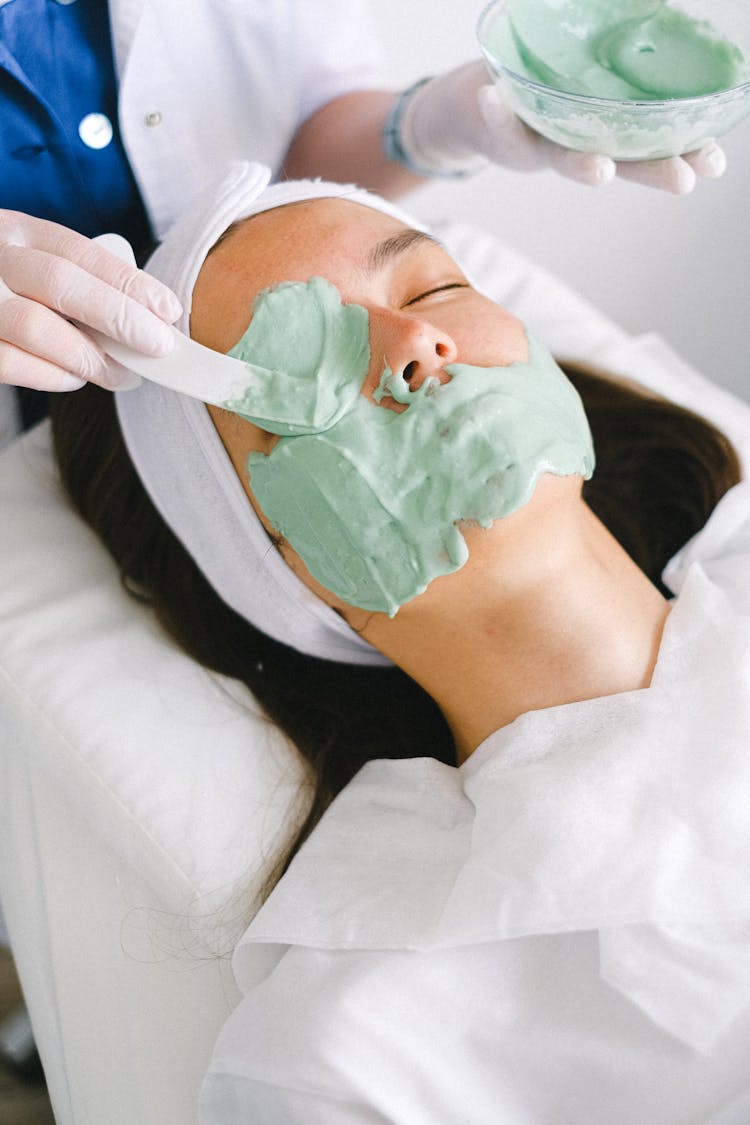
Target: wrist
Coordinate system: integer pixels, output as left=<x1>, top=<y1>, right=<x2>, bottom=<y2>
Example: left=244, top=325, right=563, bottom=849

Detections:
left=383, top=63, right=490, bottom=179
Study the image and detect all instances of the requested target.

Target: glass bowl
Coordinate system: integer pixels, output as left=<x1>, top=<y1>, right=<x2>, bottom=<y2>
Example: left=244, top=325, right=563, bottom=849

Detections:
left=477, top=0, right=750, bottom=160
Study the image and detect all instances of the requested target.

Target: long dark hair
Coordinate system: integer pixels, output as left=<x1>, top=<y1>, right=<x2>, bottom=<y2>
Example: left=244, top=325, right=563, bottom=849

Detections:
left=49, top=365, right=740, bottom=881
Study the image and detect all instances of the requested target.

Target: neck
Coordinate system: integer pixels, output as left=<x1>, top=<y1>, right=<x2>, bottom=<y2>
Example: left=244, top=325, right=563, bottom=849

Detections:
left=360, top=496, right=671, bottom=765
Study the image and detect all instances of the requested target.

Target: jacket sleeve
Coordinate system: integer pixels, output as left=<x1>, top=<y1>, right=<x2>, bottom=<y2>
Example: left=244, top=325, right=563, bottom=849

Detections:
left=287, top=0, right=386, bottom=125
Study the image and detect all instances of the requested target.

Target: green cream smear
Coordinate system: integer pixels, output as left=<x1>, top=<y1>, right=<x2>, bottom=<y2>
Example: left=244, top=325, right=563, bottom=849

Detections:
left=222, top=277, right=595, bottom=617
left=224, top=276, right=368, bottom=436
left=491, top=0, right=749, bottom=100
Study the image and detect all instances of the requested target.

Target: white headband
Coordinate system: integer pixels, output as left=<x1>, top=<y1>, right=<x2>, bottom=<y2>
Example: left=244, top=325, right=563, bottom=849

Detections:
left=115, top=162, right=424, bottom=665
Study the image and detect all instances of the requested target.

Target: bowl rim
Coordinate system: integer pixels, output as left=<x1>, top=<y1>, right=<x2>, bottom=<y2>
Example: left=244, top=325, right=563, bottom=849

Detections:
left=476, top=0, right=750, bottom=108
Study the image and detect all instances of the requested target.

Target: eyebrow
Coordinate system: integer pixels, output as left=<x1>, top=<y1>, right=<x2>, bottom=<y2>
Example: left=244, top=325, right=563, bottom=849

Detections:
left=364, top=229, right=444, bottom=275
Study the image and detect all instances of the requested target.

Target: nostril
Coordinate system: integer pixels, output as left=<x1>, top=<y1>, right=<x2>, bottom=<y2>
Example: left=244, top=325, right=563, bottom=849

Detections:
left=435, top=342, right=450, bottom=358
left=403, top=361, right=417, bottom=384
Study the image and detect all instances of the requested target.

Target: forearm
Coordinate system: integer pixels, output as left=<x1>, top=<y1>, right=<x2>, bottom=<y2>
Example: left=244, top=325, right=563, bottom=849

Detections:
left=281, top=65, right=726, bottom=199
left=280, top=90, right=424, bottom=200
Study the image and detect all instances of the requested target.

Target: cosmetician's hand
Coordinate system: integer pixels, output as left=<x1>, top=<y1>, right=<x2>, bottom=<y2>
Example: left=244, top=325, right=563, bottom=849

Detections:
left=0, top=210, right=182, bottom=393
left=396, top=61, right=727, bottom=194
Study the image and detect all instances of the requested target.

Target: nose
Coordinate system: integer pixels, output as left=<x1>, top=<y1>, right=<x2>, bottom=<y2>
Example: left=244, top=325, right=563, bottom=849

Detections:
left=369, top=308, right=458, bottom=391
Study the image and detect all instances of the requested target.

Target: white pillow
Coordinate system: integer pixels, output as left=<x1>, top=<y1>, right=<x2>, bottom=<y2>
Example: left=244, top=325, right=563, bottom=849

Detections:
left=0, top=423, right=308, bottom=918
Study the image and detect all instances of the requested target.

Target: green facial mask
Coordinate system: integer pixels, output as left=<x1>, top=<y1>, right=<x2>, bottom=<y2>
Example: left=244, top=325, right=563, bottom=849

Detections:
left=223, top=277, right=595, bottom=616
left=224, top=276, right=369, bottom=436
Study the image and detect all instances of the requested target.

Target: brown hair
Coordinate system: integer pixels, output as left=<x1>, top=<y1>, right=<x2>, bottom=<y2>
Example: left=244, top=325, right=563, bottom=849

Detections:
left=49, top=365, right=740, bottom=881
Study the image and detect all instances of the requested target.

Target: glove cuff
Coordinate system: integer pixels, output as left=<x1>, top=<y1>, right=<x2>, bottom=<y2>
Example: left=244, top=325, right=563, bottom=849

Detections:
left=383, top=76, right=488, bottom=179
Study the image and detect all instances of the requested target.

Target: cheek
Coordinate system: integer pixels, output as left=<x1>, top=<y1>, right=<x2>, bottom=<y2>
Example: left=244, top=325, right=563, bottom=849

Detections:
left=434, top=301, right=527, bottom=369
left=467, top=309, right=528, bottom=367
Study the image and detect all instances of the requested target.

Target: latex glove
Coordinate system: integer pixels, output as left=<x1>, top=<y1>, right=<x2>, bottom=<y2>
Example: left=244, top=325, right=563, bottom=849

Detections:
left=395, top=60, right=727, bottom=194
left=0, top=210, right=182, bottom=393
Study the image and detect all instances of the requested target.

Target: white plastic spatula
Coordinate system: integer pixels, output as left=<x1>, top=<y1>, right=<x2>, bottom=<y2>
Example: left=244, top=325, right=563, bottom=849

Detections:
left=85, top=233, right=257, bottom=408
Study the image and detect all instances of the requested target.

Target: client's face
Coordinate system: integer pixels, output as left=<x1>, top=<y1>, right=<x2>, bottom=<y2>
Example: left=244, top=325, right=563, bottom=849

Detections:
left=192, top=199, right=594, bottom=618
left=193, top=198, right=529, bottom=397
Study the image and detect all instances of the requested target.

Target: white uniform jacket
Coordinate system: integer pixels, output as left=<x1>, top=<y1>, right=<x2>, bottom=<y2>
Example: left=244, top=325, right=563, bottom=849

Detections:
left=107, top=0, right=383, bottom=238
left=200, top=478, right=750, bottom=1125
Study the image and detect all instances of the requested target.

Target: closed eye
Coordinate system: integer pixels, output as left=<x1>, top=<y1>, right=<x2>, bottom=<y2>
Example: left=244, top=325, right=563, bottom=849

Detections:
left=401, top=282, right=469, bottom=308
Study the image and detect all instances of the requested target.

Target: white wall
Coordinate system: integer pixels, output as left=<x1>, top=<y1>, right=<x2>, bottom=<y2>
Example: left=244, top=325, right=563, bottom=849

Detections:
left=372, top=0, right=750, bottom=401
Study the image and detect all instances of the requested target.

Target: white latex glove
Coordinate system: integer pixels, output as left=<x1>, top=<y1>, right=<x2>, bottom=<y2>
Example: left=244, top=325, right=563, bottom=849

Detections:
left=0, top=210, right=182, bottom=393
left=395, top=60, right=727, bottom=194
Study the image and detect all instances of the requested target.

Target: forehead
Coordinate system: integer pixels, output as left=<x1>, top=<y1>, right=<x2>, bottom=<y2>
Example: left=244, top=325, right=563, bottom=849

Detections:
left=191, top=197, right=418, bottom=351
left=221, top=197, right=410, bottom=284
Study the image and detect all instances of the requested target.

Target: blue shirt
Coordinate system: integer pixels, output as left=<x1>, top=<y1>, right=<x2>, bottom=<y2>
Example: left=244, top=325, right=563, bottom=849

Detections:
left=0, top=0, right=153, bottom=255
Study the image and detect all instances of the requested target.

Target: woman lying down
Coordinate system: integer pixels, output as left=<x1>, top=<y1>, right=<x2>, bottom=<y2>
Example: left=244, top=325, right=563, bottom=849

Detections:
left=51, top=162, right=750, bottom=1124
